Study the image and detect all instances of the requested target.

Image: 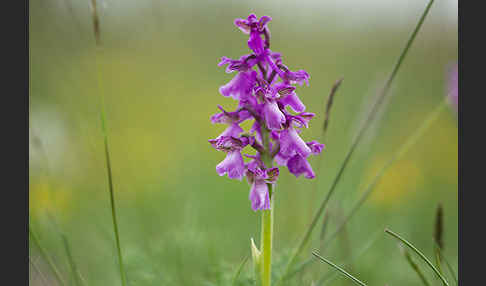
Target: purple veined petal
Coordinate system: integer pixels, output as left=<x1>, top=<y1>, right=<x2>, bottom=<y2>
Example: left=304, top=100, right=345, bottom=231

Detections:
left=247, top=14, right=258, bottom=24
left=245, top=154, right=265, bottom=173
left=287, top=154, right=315, bottom=179
left=274, top=151, right=291, bottom=166
left=216, top=150, right=245, bottom=180
left=234, top=18, right=251, bottom=34
left=288, top=112, right=315, bottom=128
left=219, top=70, right=257, bottom=100
left=218, top=123, right=244, bottom=138
left=264, top=167, right=279, bottom=183
left=282, top=70, right=310, bottom=86
left=263, top=100, right=286, bottom=130
left=307, top=140, right=325, bottom=155
left=249, top=179, right=270, bottom=211
left=209, top=135, right=248, bottom=152
left=258, top=15, right=272, bottom=31
left=279, top=127, right=312, bottom=157
left=270, top=50, right=282, bottom=66
left=218, top=55, right=255, bottom=73
left=279, top=92, right=306, bottom=113
left=248, top=30, right=265, bottom=55
left=250, top=120, right=263, bottom=144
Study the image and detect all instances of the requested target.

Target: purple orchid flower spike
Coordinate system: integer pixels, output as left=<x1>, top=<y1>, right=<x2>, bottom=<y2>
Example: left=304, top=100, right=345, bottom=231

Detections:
left=209, top=14, right=324, bottom=211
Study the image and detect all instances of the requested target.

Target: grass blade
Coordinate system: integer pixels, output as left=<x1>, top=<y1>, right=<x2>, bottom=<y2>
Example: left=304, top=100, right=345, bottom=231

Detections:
left=385, top=228, right=449, bottom=286
left=29, top=225, right=66, bottom=286
left=434, top=241, right=458, bottom=285
left=312, top=251, right=367, bottom=286
left=276, top=1, right=436, bottom=283
left=322, top=99, right=447, bottom=250
left=62, top=234, right=84, bottom=286
left=401, top=245, right=431, bottom=286
left=231, top=255, right=249, bottom=285
left=90, top=1, right=127, bottom=285
left=316, top=230, right=381, bottom=286
left=322, top=77, right=344, bottom=136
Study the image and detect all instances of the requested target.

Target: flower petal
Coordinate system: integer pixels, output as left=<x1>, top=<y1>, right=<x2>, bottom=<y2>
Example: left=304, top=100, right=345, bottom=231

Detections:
left=249, top=180, right=270, bottom=211
left=287, top=154, right=315, bottom=179
left=219, top=70, right=257, bottom=100
left=263, top=100, right=286, bottom=130
left=216, top=150, right=245, bottom=180
left=279, top=127, right=311, bottom=157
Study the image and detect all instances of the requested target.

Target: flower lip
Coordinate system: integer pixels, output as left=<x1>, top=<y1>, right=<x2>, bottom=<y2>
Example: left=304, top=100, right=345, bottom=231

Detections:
left=216, top=150, right=245, bottom=180
left=209, top=136, right=249, bottom=152
left=287, top=154, right=315, bottom=179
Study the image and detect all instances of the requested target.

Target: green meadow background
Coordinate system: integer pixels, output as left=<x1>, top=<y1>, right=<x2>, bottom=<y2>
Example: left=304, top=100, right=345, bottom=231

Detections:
left=29, top=0, right=458, bottom=285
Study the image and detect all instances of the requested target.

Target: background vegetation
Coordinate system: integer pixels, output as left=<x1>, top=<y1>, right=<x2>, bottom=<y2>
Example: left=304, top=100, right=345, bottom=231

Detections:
left=29, top=0, right=457, bottom=285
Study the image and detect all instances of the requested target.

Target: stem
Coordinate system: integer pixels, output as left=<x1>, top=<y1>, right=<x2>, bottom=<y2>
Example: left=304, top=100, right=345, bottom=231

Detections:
left=259, top=125, right=274, bottom=286
left=385, top=229, right=449, bottom=286
left=231, top=255, right=249, bottom=285
left=275, top=1, right=435, bottom=283
left=402, top=247, right=431, bottom=286
left=312, top=251, right=367, bottom=286
left=93, top=41, right=128, bottom=286
left=323, top=99, right=447, bottom=249
left=62, top=235, right=83, bottom=286
left=261, top=195, right=274, bottom=286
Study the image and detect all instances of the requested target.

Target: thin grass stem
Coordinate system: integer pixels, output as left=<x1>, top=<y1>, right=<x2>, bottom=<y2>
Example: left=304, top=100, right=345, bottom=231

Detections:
left=434, top=241, right=458, bottom=285
left=385, top=228, right=449, bottom=286
left=322, top=99, right=447, bottom=249
left=275, top=1, right=435, bottom=284
left=62, top=234, right=84, bottom=286
left=401, top=246, right=431, bottom=286
left=316, top=230, right=381, bottom=286
left=312, top=251, right=367, bottom=286
left=90, top=1, right=127, bottom=284
left=232, top=255, right=250, bottom=285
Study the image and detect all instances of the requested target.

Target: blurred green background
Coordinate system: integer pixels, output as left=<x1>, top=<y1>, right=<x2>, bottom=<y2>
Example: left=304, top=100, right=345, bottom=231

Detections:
left=29, top=0, right=457, bottom=285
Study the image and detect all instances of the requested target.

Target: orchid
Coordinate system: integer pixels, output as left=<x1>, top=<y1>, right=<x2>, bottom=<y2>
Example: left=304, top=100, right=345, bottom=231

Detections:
left=209, top=13, right=324, bottom=211
left=208, top=14, right=325, bottom=286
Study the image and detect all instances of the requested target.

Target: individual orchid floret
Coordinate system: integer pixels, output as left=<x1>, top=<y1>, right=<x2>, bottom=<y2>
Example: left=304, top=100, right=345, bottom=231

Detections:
left=247, top=167, right=279, bottom=210
left=307, top=140, right=325, bottom=155
left=234, top=14, right=272, bottom=55
left=209, top=136, right=250, bottom=180
left=279, top=127, right=312, bottom=158
left=263, top=100, right=286, bottom=130
left=211, top=105, right=251, bottom=138
left=219, top=70, right=258, bottom=101
left=281, top=69, right=310, bottom=86
left=218, top=55, right=257, bottom=73
left=287, top=154, right=315, bottom=179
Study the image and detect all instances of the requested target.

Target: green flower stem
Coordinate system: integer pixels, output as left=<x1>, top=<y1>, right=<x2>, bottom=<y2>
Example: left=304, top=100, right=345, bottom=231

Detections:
left=259, top=125, right=274, bottom=286
left=261, top=195, right=274, bottom=286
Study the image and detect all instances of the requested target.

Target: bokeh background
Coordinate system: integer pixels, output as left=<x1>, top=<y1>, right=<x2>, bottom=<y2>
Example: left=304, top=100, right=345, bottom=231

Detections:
left=29, top=0, right=458, bottom=285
